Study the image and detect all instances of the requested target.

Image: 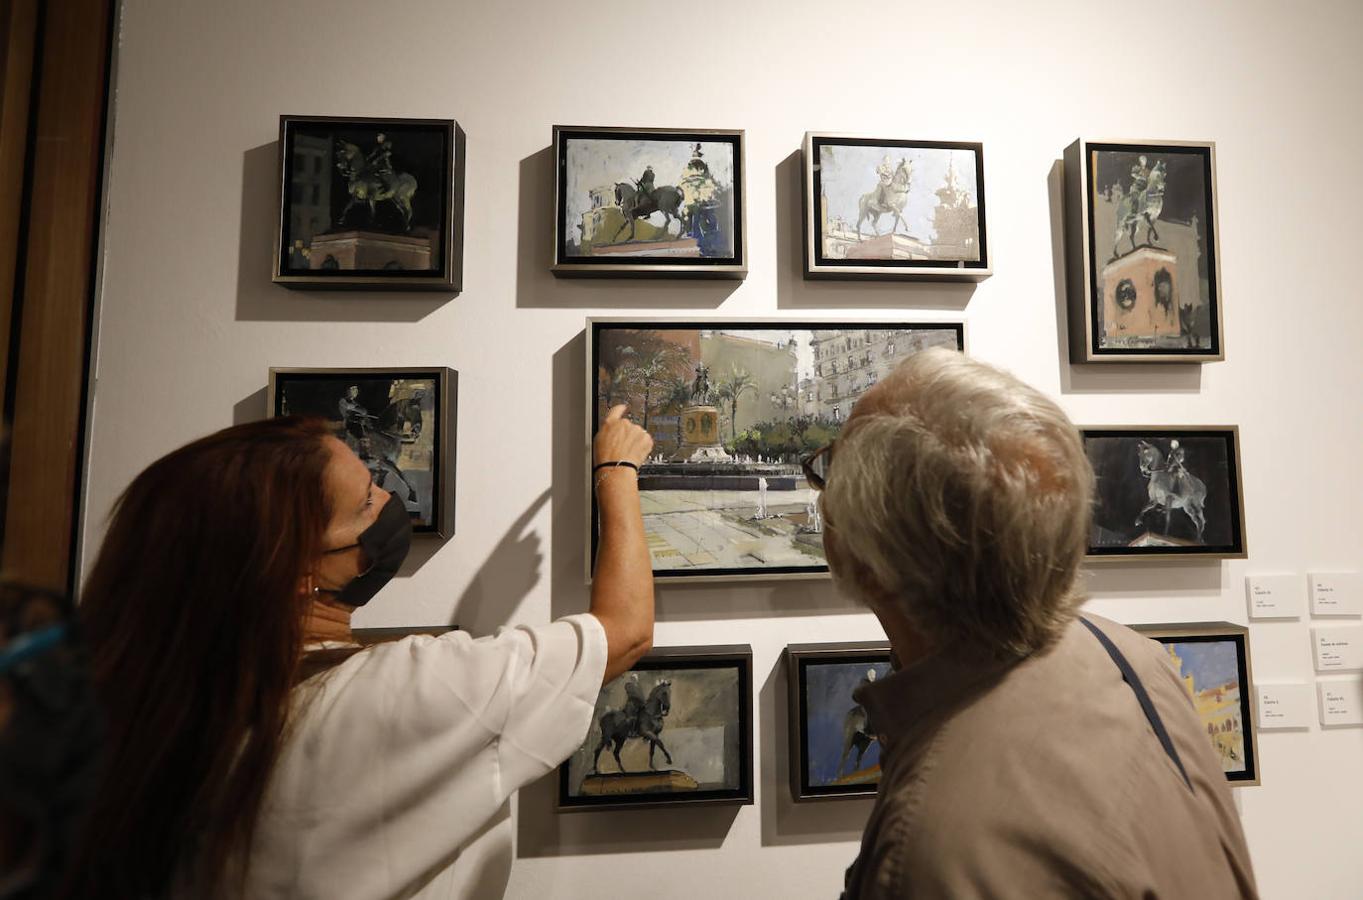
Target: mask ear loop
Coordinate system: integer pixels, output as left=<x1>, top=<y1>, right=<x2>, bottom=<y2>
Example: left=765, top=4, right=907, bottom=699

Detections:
left=313, top=543, right=377, bottom=595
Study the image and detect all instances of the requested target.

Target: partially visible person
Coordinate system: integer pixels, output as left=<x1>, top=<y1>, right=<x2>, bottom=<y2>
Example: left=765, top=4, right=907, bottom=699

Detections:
left=63, top=405, right=654, bottom=898
left=812, top=348, right=1256, bottom=899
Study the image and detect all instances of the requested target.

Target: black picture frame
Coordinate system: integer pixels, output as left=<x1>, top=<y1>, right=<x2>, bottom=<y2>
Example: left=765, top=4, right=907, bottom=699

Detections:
left=802, top=133, right=990, bottom=281
left=1082, top=426, right=1245, bottom=560
left=272, top=116, right=465, bottom=292
left=1063, top=139, right=1222, bottom=362
left=552, top=126, right=747, bottom=279
left=586, top=318, right=966, bottom=582
left=786, top=642, right=892, bottom=801
left=267, top=367, right=458, bottom=537
left=1133, top=622, right=1259, bottom=785
left=557, top=645, right=754, bottom=811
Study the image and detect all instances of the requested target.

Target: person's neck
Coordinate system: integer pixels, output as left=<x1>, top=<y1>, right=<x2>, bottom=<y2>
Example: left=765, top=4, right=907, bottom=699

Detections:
left=872, top=605, right=934, bottom=670
left=303, top=595, right=356, bottom=645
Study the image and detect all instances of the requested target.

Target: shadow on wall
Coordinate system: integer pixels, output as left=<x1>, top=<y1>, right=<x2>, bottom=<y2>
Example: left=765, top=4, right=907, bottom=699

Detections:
left=454, top=489, right=549, bottom=635
left=514, top=147, right=740, bottom=310
left=1078, top=557, right=1226, bottom=599
left=233, top=142, right=451, bottom=323
left=758, top=650, right=874, bottom=849
left=772, top=151, right=977, bottom=311
left=1046, top=159, right=1202, bottom=395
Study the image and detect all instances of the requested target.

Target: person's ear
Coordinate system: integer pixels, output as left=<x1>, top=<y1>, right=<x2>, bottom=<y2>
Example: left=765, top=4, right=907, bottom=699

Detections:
left=296, top=573, right=315, bottom=601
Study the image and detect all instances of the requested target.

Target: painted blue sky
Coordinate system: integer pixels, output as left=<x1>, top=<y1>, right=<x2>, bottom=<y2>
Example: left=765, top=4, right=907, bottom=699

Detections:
left=818, top=144, right=977, bottom=241
left=1170, top=640, right=1240, bottom=690
left=805, top=660, right=892, bottom=786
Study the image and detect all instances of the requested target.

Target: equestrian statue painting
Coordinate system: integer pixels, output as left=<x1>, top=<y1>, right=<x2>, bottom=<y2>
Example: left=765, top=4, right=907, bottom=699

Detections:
left=592, top=676, right=675, bottom=775
left=334, top=133, right=419, bottom=232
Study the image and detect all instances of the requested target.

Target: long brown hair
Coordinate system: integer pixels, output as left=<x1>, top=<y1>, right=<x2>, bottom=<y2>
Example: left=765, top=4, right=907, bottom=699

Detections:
left=64, top=417, right=336, bottom=897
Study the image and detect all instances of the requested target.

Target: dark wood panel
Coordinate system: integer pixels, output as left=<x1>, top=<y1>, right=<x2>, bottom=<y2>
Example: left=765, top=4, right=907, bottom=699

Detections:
left=2, top=0, right=114, bottom=591
left=0, top=0, right=39, bottom=409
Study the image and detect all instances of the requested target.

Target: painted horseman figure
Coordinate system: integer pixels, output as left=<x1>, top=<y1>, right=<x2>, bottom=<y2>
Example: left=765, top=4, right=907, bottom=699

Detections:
left=592, top=676, right=675, bottom=774
left=1111, top=155, right=1168, bottom=259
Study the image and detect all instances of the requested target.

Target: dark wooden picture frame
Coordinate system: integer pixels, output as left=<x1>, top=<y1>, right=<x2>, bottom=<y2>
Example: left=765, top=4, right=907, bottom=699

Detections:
left=272, top=115, right=465, bottom=291
left=267, top=367, right=457, bottom=537
left=786, top=641, right=892, bottom=801
left=557, top=645, right=754, bottom=811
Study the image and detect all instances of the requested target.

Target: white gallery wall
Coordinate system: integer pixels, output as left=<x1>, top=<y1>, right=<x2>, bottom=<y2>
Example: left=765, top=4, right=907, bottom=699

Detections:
left=82, top=0, right=1362, bottom=897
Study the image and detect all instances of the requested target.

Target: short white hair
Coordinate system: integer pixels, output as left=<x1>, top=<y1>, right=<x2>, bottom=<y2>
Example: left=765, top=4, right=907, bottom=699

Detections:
left=820, top=348, right=1092, bottom=660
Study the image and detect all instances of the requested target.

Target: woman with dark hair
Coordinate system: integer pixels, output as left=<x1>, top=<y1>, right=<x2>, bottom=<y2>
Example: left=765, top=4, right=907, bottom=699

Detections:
left=64, top=405, right=654, bottom=898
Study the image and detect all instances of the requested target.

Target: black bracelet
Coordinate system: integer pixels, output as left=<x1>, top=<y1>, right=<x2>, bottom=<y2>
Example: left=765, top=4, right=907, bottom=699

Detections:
left=592, top=460, right=639, bottom=473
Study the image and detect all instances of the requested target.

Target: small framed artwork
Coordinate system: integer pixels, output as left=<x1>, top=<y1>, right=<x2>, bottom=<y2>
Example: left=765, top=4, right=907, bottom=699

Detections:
left=1063, top=139, right=1222, bottom=362
left=586, top=318, right=966, bottom=582
left=1082, top=426, right=1245, bottom=560
left=267, top=367, right=457, bottom=537
left=558, top=645, right=754, bottom=811
left=803, top=133, right=989, bottom=280
left=1134, top=622, right=1259, bottom=785
left=786, top=642, right=893, bottom=801
left=273, top=116, right=465, bottom=291
left=552, top=126, right=746, bottom=278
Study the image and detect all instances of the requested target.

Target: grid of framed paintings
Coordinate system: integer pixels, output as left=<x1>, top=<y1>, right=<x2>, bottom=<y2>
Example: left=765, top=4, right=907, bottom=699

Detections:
left=802, top=133, right=990, bottom=281
left=786, top=642, right=892, bottom=801
left=1063, top=139, right=1223, bottom=362
left=558, top=645, right=754, bottom=811
left=1134, top=622, right=1259, bottom=785
left=267, top=367, right=458, bottom=537
left=585, top=318, right=965, bottom=582
left=273, top=115, right=465, bottom=291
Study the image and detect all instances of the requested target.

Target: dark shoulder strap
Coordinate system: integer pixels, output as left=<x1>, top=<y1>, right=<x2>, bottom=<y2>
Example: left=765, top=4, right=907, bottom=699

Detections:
left=1079, top=617, right=1193, bottom=792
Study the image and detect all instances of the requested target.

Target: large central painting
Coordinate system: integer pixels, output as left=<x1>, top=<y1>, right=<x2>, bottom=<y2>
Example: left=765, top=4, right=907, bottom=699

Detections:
left=587, top=319, right=965, bottom=581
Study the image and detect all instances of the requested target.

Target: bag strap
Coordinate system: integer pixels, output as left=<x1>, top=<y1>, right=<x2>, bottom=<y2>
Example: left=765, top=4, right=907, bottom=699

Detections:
left=1079, top=617, right=1193, bottom=792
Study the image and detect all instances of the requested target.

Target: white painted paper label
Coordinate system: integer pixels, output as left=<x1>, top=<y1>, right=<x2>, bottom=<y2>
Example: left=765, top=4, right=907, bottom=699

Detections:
left=1310, top=572, right=1362, bottom=616
left=1245, top=574, right=1304, bottom=619
left=1317, top=680, right=1363, bottom=726
left=1312, top=625, right=1363, bottom=671
left=1255, top=683, right=1312, bottom=729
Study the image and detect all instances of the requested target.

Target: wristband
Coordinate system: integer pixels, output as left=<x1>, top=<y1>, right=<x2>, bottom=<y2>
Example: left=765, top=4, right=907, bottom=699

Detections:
left=592, top=461, right=640, bottom=473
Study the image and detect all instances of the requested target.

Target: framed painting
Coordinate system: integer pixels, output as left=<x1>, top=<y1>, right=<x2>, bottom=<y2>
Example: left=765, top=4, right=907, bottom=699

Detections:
left=558, top=645, right=754, bottom=811
left=1082, top=426, right=1245, bottom=560
left=1063, top=139, right=1222, bottom=362
left=552, top=126, right=746, bottom=278
left=803, top=133, right=989, bottom=280
left=586, top=318, right=966, bottom=582
left=267, top=367, right=457, bottom=537
left=272, top=116, right=465, bottom=291
left=1134, top=622, right=1259, bottom=785
left=786, top=642, right=893, bottom=801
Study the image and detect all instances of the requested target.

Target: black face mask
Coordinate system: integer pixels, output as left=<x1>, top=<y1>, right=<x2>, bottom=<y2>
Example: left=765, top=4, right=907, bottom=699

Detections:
left=319, top=492, right=412, bottom=607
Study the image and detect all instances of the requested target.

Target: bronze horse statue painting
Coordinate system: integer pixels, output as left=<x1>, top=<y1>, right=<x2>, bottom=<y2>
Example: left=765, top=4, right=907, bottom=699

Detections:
left=612, top=182, right=687, bottom=243
left=856, top=158, right=912, bottom=239
left=334, top=140, right=419, bottom=231
left=1135, top=439, right=1206, bottom=542
left=1112, top=159, right=1167, bottom=259
left=592, top=680, right=674, bottom=774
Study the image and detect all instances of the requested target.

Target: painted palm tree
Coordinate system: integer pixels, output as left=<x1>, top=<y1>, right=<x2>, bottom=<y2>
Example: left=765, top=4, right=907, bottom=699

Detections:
left=660, top=376, right=693, bottom=451
left=714, top=367, right=757, bottom=441
left=633, top=342, right=693, bottom=431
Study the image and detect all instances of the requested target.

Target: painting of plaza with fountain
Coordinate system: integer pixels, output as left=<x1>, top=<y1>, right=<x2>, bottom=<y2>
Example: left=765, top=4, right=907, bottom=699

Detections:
left=589, top=321, right=963, bottom=579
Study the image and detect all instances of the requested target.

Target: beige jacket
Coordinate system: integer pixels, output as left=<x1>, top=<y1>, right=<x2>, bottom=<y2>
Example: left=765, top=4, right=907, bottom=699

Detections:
left=842, top=614, right=1257, bottom=899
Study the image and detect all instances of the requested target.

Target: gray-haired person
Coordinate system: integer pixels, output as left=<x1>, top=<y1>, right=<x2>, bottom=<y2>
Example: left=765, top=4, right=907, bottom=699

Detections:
left=808, top=348, right=1256, bottom=899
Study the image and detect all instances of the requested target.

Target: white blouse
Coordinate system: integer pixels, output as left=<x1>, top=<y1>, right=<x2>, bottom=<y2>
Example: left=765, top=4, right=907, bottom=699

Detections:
left=241, top=613, right=607, bottom=899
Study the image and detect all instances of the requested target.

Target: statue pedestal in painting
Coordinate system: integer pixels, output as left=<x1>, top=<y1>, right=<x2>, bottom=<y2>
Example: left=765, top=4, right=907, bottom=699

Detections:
left=308, top=229, right=435, bottom=271
left=579, top=770, right=700, bottom=796
left=671, top=405, right=730, bottom=462
left=1100, top=247, right=1179, bottom=345
left=845, top=232, right=930, bottom=261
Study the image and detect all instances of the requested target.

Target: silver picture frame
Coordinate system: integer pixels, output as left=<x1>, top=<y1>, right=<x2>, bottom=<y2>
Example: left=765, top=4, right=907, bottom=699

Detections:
left=272, top=116, right=465, bottom=292
left=267, top=366, right=458, bottom=537
left=1063, top=138, right=1224, bottom=362
left=551, top=125, right=747, bottom=279
left=1081, top=425, right=1246, bottom=561
left=802, top=132, right=991, bottom=281
left=1132, top=621, right=1259, bottom=786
